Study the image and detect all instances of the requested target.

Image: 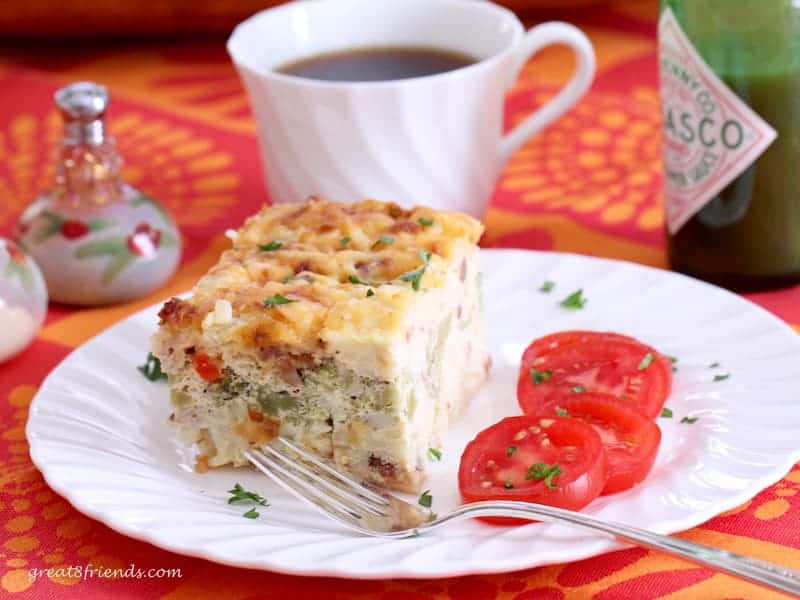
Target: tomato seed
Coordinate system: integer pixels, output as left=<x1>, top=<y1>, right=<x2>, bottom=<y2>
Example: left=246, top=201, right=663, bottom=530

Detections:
left=513, top=430, right=528, bottom=441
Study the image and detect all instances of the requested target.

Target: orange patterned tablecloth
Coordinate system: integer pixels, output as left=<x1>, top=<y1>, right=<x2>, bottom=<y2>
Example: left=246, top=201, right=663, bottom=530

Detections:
left=2, top=2, right=800, bottom=598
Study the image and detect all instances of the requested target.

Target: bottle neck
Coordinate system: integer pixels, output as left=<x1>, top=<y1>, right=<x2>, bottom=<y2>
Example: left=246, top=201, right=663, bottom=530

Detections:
left=53, top=129, right=125, bottom=208
left=63, top=118, right=105, bottom=146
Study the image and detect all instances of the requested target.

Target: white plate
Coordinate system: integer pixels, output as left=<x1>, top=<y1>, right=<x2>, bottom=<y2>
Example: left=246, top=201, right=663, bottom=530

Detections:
left=27, top=249, right=800, bottom=579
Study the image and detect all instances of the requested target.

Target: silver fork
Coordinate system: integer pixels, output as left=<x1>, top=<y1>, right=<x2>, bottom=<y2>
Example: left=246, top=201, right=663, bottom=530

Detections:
left=245, top=438, right=800, bottom=596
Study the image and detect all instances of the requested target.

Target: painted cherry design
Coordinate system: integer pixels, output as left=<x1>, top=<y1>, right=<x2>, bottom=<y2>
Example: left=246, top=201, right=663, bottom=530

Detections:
left=127, top=223, right=161, bottom=257
left=61, top=220, right=90, bottom=239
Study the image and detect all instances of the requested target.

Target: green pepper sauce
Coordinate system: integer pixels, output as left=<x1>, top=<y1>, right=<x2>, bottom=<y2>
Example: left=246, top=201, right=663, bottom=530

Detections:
left=663, top=0, right=800, bottom=289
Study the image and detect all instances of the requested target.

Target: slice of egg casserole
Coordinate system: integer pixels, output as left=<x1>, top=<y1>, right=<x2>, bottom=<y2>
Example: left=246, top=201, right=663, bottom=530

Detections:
left=152, top=197, right=490, bottom=492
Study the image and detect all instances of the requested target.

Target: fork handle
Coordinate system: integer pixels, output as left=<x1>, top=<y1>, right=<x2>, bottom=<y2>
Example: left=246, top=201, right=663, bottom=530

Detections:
left=444, top=501, right=800, bottom=596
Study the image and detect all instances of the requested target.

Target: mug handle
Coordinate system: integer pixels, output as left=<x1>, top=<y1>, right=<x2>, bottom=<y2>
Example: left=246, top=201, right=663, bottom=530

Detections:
left=498, top=22, right=596, bottom=166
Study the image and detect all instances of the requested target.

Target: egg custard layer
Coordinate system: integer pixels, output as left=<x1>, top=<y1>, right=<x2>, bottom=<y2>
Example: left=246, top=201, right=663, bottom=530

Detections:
left=152, top=198, right=490, bottom=492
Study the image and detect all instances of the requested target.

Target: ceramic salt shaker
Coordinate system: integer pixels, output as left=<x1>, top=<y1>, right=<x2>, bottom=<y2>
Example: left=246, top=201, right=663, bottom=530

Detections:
left=16, top=82, right=181, bottom=305
left=0, top=238, right=48, bottom=362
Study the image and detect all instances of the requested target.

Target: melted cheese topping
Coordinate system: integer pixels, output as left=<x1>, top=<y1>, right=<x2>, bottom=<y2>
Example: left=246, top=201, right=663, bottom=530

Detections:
left=158, top=197, right=483, bottom=357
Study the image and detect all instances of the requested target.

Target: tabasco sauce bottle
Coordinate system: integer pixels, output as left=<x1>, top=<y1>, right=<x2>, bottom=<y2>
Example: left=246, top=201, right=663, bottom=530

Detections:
left=659, top=1, right=800, bottom=290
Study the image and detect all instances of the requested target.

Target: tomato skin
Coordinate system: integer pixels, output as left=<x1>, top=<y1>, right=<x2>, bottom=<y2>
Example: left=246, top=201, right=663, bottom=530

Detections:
left=193, top=353, right=222, bottom=382
left=539, top=393, right=661, bottom=495
left=518, top=330, right=672, bottom=419
left=458, top=415, right=608, bottom=522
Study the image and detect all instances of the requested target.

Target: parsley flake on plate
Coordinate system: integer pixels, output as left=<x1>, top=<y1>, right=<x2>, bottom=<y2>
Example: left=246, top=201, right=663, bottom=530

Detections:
left=525, top=462, right=561, bottom=489
left=428, top=447, right=442, bottom=461
left=138, top=352, right=167, bottom=382
left=242, top=508, right=260, bottom=519
left=258, top=240, right=282, bottom=251
left=714, top=373, right=731, bottom=382
left=539, top=280, right=555, bottom=293
left=263, top=294, right=297, bottom=307
left=560, top=289, right=587, bottom=309
left=228, top=483, right=269, bottom=506
left=680, top=416, right=698, bottom=424
left=660, top=407, right=673, bottom=418
left=418, top=489, right=433, bottom=508
left=709, top=362, right=720, bottom=369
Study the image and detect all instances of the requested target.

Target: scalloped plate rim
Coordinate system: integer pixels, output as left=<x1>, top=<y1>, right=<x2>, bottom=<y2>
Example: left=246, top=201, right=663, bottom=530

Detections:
left=26, top=248, right=800, bottom=579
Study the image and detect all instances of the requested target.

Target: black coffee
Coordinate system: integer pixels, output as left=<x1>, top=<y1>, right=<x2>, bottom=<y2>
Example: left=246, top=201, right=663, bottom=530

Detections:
left=277, top=46, right=477, bottom=82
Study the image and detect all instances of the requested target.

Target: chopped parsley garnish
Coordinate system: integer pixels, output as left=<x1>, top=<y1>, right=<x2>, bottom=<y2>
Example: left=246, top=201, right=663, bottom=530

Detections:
left=243, top=508, right=259, bottom=519
left=504, top=479, right=514, bottom=489
left=560, top=289, right=587, bottom=309
left=399, top=249, right=432, bottom=291
left=428, top=448, right=442, bottom=461
left=258, top=240, right=282, bottom=251
left=263, top=294, right=297, bottom=307
left=371, top=235, right=394, bottom=249
left=709, top=362, right=720, bottom=369
left=366, top=288, right=375, bottom=297
left=348, top=274, right=369, bottom=285
left=669, top=355, right=678, bottom=372
left=660, top=407, right=673, bottom=418
left=571, top=385, right=585, bottom=393
left=555, top=406, right=570, bottom=417
left=713, top=373, right=730, bottom=382
left=418, top=217, right=434, bottom=227
left=138, top=352, right=167, bottom=382
left=540, top=280, right=555, bottom=293
left=680, top=416, right=698, bottom=424
left=506, top=445, right=517, bottom=457
left=340, top=236, right=351, bottom=247
left=638, top=352, right=655, bottom=371
left=418, top=489, right=433, bottom=508
left=530, top=368, right=553, bottom=385
left=228, top=483, right=268, bottom=506
left=525, top=462, right=562, bottom=489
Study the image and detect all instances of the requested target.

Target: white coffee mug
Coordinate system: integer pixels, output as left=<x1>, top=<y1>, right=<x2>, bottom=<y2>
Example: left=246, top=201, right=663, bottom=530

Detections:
left=228, top=0, right=595, bottom=217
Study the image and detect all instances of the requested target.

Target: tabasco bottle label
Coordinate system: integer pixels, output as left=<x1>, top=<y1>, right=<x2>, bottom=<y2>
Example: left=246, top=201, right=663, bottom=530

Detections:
left=659, top=8, right=777, bottom=234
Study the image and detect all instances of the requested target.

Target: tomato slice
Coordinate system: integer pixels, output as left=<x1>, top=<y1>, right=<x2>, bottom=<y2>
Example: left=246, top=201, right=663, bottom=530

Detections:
left=458, top=415, right=608, bottom=521
left=539, top=393, right=661, bottom=495
left=517, top=331, right=672, bottom=419
left=193, top=353, right=223, bottom=382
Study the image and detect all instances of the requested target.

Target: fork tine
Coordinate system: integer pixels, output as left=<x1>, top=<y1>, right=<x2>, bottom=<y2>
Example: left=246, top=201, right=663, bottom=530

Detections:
left=262, top=445, right=389, bottom=517
left=245, top=449, right=364, bottom=524
left=275, top=438, right=389, bottom=506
